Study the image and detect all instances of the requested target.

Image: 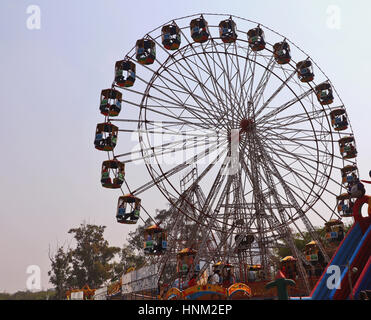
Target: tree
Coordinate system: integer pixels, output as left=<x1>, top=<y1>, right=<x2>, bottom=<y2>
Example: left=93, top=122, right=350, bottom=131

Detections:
left=48, top=246, right=72, bottom=300
left=274, top=223, right=353, bottom=260
left=112, top=244, right=147, bottom=280
left=48, top=223, right=121, bottom=298
left=67, top=223, right=121, bottom=289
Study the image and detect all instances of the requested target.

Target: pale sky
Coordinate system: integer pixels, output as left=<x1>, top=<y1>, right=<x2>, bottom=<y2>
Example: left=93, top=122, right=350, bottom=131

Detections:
left=0, top=0, right=370, bottom=293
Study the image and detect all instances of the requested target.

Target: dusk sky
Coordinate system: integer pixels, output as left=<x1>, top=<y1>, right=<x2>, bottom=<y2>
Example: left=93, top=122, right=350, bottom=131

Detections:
left=1, top=0, right=370, bottom=293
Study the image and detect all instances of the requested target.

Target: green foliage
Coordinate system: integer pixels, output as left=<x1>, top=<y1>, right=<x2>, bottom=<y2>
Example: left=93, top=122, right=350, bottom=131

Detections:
left=67, top=224, right=120, bottom=289
left=48, top=247, right=72, bottom=300
left=48, top=223, right=121, bottom=298
left=0, top=290, right=56, bottom=300
left=274, top=223, right=353, bottom=260
left=112, top=244, right=147, bottom=280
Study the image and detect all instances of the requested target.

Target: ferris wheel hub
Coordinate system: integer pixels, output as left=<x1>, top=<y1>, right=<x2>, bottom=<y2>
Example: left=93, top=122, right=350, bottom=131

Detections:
left=239, top=118, right=254, bottom=133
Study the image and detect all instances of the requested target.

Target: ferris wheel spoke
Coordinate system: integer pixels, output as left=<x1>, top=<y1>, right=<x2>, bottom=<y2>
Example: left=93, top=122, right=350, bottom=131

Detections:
left=224, top=43, right=257, bottom=122
left=240, top=156, right=298, bottom=211
left=256, top=87, right=314, bottom=124
left=214, top=41, right=241, bottom=112
left=263, top=141, right=343, bottom=196
left=129, top=57, right=222, bottom=128
left=258, top=127, right=345, bottom=164
left=251, top=55, right=276, bottom=114
left=171, top=30, right=234, bottom=119
left=177, top=29, right=243, bottom=123
left=268, top=165, right=338, bottom=223
left=239, top=157, right=285, bottom=230
left=259, top=110, right=329, bottom=130
left=201, top=47, right=243, bottom=123
left=259, top=123, right=333, bottom=143
left=259, top=138, right=341, bottom=203
left=258, top=124, right=323, bottom=156
left=133, top=138, right=228, bottom=195
left=252, top=139, right=331, bottom=263
left=254, top=69, right=297, bottom=119
left=115, top=135, right=226, bottom=164
left=177, top=28, right=231, bottom=99
left=144, top=90, right=217, bottom=128
left=178, top=50, right=237, bottom=118
left=137, top=75, right=208, bottom=122
left=148, top=120, right=212, bottom=136
left=259, top=134, right=327, bottom=176
left=231, top=43, right=250, bottom=123
left=146, top=78, right=220, bottom=128
left=170, top=61, right=231, bottom=129
left=117, top=128, right=221, bottom=138
left=133, top=63, right=204, bottom=112
left=156, top=58, right=228, bottom=127
left=259, top=125, right=331, bottom=137
left=256, top=140, right=316, bottom=207
left=199, top=42, right=239, bottom=124
left=144, top=104, right=214, bottom=131
left=111, top=119, right=206, bottom=134
left=210, top=43, right=255, bottom=120
left=259, top=108, right=325, bottom=127
left=255, top=154, right=303, bottom=234
left=238, top=69, right=255, bottom=119
left=246, top=52, right=257, bottom=116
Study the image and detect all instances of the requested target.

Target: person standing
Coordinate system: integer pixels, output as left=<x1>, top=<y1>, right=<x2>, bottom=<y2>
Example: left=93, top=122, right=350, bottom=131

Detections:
left=209, top=270, right=220, bottom=285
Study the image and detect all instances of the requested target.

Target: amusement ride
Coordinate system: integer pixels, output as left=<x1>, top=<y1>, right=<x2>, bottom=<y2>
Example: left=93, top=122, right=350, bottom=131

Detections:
left=92, top=13, right=368, bottom=299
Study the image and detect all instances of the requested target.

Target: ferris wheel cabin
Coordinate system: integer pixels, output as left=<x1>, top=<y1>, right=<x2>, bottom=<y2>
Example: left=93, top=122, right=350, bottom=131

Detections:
left=336, top=193, right=354, bottom=217
left=114, top=60, right=136, bottom=88
left=219, top=18, right=238, bottom=43
left=235, top=233, right=254, bottom=250
left=340, top=165, right=358, bottom=186
left=143, top=225, right=167, bottom=255
left=190, top=17, right=210, bottom=43
left=329, top=108, right=348, bottom=131
left=315, top=82, right=334, bottom=105
left=101, top=160, right=125, bottom=189
left=247, top=27, right=266, bottom=52
left=324, top=219, right=345, bottom=242
left=177, top=248, right=200, bottom=275
left=161, top=24, right=181, bottom=50
left=280, top=256, right=297, bottom=279
left=116, top=194, right=141, bottom=224
left=273, top=41, right=291, bottom=65
left=305, top=241, right=320, bottom=263
left=99, top=89, right=122, bottom=117
left=296, top=60, right=314, bottom=82
left=135, top=39, right=156, bottom=65
left=94, top=122, right=118, bottom=151
left=339, top=136, right=357, bottom=159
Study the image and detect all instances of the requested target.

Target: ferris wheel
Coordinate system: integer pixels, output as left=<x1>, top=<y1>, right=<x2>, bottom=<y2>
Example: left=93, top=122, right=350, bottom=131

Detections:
left=94, top=13, right=358, bottom=293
